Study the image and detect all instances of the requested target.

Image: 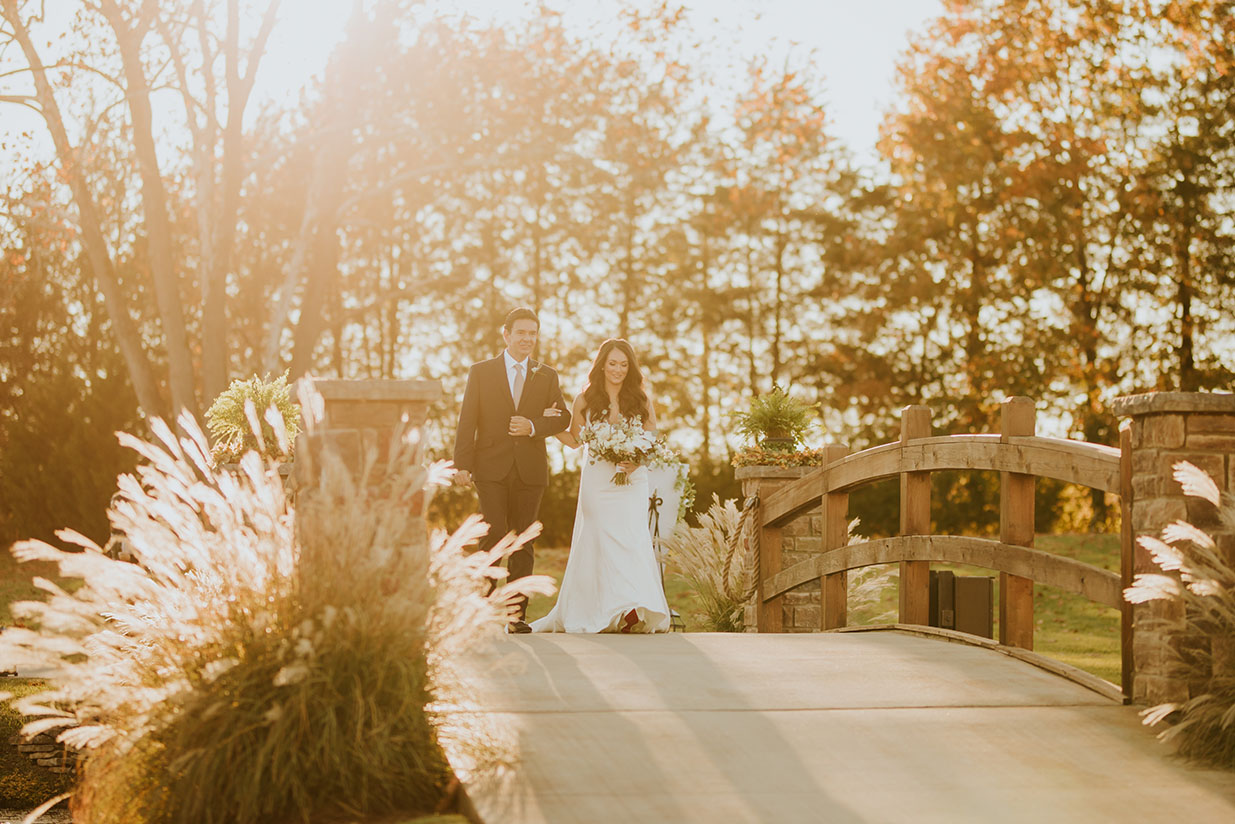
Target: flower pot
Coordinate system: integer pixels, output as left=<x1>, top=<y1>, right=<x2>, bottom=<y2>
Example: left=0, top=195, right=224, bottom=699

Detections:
left=761, top=436, right=796, bottom=452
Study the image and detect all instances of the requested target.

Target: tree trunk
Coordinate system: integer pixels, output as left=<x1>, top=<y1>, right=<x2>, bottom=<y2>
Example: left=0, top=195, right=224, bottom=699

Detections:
left=619, top=191, right=636, bottom=338
left=284, top=2, right=374, bottom=377
left=744, top=226, right=759, bottom=393
left=699, top=234, right=713, bottom=458
left=202, top=0, right=280, bottom=399
left=1178, top=264, right=1196, bottom=391
left=772, top=221, right=786, bottom=385
left=2, top=1, right=165, bottom=418
left=103, top=1, right=199, bottom=419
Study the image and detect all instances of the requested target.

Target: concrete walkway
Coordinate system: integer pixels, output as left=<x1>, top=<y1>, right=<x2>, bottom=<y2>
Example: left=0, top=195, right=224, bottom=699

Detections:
left=453, top=630, right=1235, bottom=823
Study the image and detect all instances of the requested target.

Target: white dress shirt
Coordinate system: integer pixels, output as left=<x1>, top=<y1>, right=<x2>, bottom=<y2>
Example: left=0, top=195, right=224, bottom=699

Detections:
left=503, top=350, right=534, bottom=435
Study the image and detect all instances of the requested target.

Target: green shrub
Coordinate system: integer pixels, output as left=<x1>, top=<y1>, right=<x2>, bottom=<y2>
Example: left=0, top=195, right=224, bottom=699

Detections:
left=1127, top=461, right=1235, bottom=768
left=0, top=411, right=550, bottom=823
left=204, top=372, right=301, bottom=464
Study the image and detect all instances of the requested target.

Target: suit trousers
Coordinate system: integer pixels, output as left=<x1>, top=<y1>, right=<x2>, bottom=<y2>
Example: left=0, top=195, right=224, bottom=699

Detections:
left=474, top=463, right=545, bottom=620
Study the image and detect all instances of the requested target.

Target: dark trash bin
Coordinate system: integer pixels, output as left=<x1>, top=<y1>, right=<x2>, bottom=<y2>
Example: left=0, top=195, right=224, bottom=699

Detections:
left=929, top=569, right=993, bottom=639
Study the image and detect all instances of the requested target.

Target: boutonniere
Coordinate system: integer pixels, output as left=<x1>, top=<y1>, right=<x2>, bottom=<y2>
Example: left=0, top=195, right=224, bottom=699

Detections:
left=528, top=362, right=544, bottom=379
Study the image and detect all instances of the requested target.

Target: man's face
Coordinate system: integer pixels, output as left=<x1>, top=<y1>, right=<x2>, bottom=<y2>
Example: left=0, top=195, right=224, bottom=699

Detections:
left=503, top=318, right=539, bottom=361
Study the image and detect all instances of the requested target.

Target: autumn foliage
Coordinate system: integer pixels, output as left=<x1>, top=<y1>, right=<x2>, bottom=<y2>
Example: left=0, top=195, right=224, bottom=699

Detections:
left=1, top=0, right=1232, bottom=546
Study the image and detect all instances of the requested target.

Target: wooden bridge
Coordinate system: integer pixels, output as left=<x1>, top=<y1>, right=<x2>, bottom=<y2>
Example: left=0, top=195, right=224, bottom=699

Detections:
left=750, top=398, right=1133, bottom=693
left=454, top=631, right=1235, bottom=823
left=445, top=395, right=1235, bottom=822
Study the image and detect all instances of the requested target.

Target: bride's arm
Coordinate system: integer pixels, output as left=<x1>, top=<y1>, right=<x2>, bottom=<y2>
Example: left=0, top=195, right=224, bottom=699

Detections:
left=554, top=394, right=586, bottom=448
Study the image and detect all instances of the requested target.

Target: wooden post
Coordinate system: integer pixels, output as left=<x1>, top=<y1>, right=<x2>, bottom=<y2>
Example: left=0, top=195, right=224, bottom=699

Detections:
left=999, top=397, right=1035, bottom=650
left=899, top=405, right=931, bottom=625
left=1119, top=422, right=1134, bottom=702
left=758, top=520, right=784, bottom=633
left=821, top=444, right=851, bottom=630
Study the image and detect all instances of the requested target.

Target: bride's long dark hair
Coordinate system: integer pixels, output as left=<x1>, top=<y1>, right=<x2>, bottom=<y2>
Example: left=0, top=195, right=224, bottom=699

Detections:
left=581, top=339, right=650, bottom=424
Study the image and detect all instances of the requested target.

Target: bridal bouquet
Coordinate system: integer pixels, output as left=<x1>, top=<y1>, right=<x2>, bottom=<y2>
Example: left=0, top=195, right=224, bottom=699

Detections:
left=580, top=416, right=657, bottom=485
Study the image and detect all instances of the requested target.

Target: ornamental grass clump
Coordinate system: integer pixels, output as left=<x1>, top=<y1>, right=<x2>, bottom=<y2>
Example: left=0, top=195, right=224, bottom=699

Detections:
left=205, top=371, right=301, bottom=464
left=1126, top=461, right=1235, bottom=768
left=662, top=496, right=755, bottom=632
left=0, top=407, right=549, bottom=823
left=665, top=499, right=885, bottom=632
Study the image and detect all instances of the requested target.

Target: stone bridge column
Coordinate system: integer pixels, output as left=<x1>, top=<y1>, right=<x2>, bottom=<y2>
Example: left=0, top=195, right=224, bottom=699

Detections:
left=735, top=466, right=824, bottom=633
left=293, top=378, right=442, bottom=500
left=1112, top=392, right=1235, bottom=704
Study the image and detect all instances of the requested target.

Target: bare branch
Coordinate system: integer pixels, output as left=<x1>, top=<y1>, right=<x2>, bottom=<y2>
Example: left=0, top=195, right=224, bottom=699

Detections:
left=337, top=143, right=561, bottom=215
left=240, top=0, right=281, bottom=90
left=0, top=93, right=40, bottom=113
left=336, top=272, right=471, bottom=326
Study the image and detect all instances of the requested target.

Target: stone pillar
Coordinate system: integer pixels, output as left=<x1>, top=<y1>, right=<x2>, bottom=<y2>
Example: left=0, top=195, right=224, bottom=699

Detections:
left=735, top=466, right=824, bottom=633
left=294, top=378, right=442, bottom=497
left=1111, top=392, right=1235, bottom=704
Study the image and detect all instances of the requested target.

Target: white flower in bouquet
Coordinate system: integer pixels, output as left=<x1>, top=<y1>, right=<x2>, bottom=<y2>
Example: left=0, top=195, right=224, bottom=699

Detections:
left=580, top=416, right=657, bottom=485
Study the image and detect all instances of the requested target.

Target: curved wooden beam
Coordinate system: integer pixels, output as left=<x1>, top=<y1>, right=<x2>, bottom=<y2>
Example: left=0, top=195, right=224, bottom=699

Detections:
left=760, top=436, right=1120, bottom=528
left=830, top=624, right=1123, bottom=702
left=762, top=535, right=1121, bottom=608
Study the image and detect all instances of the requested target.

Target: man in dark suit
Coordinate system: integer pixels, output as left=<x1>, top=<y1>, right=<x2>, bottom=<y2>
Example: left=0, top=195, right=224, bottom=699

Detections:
left=453, top=307, right=570, bottom=632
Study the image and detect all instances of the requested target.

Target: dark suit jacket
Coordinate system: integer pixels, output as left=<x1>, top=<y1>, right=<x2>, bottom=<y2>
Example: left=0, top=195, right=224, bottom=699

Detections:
left=453, top=356, right=570, bottom=485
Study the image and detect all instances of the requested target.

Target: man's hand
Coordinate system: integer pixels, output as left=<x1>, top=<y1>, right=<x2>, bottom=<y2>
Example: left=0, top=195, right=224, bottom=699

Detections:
left=454, top=469, right=473, bottom=486
left=508, top=415, right=533, bottom=437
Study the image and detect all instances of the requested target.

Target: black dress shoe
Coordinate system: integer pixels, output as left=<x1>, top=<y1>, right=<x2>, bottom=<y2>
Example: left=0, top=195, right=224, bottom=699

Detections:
left=508, top=620, right=532, bottom=634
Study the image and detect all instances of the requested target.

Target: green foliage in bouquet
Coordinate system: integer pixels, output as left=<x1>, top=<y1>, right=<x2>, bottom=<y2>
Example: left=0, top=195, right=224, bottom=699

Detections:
left=0, top=413, right=550, bottom=823
left=1127, top=462, right=1235, bottom=768
left=205, top=372, right=301, bottom=464
left=646, top=439, right=696, bottom=524
left=731, top=386, right=816, bottom=452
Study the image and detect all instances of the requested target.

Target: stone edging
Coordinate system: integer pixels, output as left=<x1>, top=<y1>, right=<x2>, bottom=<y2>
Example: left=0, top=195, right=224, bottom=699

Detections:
left=733, top=465, right=818, bottom=480
left=8, top=730, right=78, bottom=775
left=1111, top=392, right=1235, bottom=417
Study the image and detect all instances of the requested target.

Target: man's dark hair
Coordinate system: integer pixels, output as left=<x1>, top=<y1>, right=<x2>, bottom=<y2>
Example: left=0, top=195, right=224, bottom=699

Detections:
left=503, top=307, right=539, bottom=332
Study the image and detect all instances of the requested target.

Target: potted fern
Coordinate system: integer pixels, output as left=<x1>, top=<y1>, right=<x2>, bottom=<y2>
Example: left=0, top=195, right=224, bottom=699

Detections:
left=205, top=372, right=301, bottom=472
left=731, top=385, right=818, bottom=464
left=733, top=385, right=815, bottom=451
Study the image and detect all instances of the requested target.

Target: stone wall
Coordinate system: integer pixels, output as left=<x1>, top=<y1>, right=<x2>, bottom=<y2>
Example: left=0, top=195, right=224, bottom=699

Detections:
left=736, top=466, right=825, bottom=633
left=293, top=378, right=441, bottom=493
left=1113, top=392, right=1235, bottom=704
left=9, top=729, right=77, bottom=775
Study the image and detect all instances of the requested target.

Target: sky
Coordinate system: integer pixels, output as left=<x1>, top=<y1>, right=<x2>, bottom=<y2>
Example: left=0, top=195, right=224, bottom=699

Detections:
left=0, top=1, right=943, bottom=166
left=262, top=0, right=945, bottom=161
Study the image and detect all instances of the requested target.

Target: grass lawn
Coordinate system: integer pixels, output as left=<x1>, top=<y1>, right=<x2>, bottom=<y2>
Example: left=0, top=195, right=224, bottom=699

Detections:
left=1032, top=533, right=1121, bottom=685
left=0, top=549, right=66, bottom=626
left=847, top=533, right=1122, bottom=684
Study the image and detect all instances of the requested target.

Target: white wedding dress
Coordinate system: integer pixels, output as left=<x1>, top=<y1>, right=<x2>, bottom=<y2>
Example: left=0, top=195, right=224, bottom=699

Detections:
left=531, top=445, right=671, bottom=633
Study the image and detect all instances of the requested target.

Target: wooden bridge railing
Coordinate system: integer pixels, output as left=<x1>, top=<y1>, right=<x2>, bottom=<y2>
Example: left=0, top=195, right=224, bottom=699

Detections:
left=751, top=397, right=1133, bottom=696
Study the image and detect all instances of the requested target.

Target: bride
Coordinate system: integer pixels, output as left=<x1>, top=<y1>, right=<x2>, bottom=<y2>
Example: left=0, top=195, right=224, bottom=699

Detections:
left=530, top=339, right=671, bottom=634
